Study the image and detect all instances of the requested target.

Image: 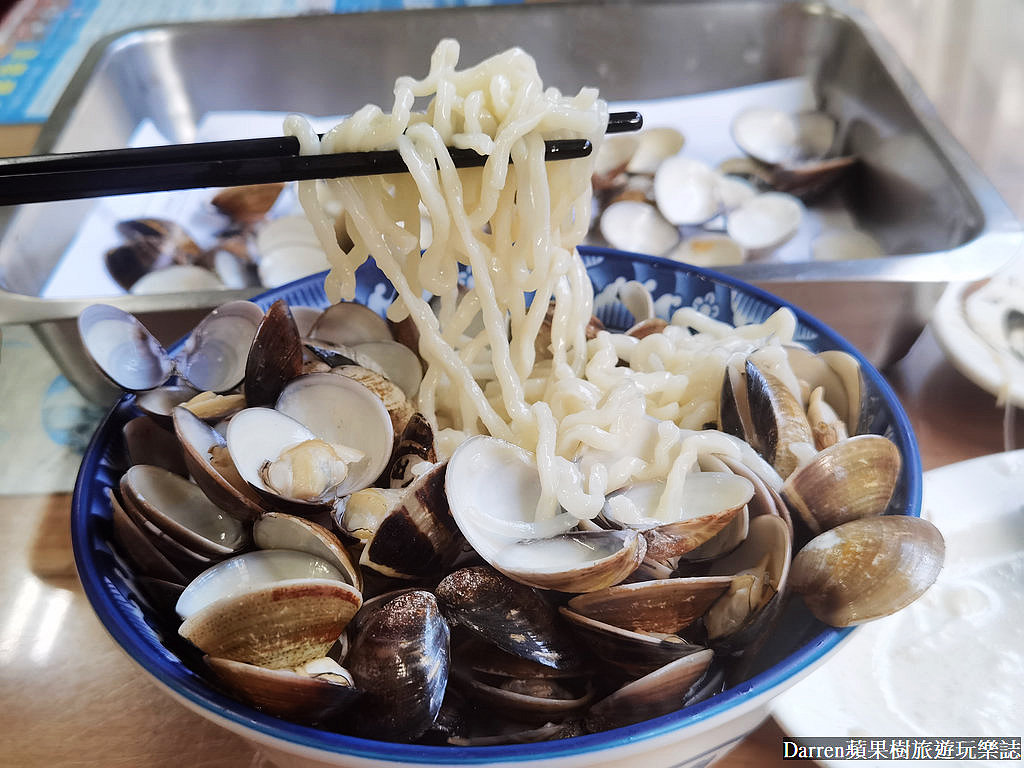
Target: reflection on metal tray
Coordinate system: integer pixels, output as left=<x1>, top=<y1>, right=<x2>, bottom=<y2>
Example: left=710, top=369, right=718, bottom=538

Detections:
left=0, top=0, right=1020, bottom=403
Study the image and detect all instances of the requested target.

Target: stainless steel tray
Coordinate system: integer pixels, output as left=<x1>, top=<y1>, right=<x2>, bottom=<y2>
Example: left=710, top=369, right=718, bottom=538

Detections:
left=1, top=0, right=1020, bottom=403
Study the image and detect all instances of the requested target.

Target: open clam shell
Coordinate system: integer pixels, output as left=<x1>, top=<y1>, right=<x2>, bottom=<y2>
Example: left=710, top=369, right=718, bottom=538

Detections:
left=599, top=200, right=680, bottom=255
left=173, top=406, right=269, bottom=522
left=123, top=415, right=188, bottom=478
left=308, top=301, right=394, bottom=347
left=78, top=304, right=175, bottom=392
left=653, top=156, right=721, bottom=226
left=174, top=300, right=264, bottom=393
left=176, top=549, right=361, bottom=669
left=790, top=515, right=944, bottom=627
left=244, top=299, right=304, bottom=407
left=275, top=372, right=395, bottom=494
left=120, top=464, right=250, bottom=560
left=567, top=576, right=733, bottom=635
left=108, top=489, right=186, bottom=585
left=726, top=192, right=803, bottom=253
left=558, top=607, right=705, bottom=677
left=253, top=511, right=362, bottom=592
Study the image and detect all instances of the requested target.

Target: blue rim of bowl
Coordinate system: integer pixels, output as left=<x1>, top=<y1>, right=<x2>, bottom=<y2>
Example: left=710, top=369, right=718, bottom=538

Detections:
left=71, top=246, right=922, bottom=763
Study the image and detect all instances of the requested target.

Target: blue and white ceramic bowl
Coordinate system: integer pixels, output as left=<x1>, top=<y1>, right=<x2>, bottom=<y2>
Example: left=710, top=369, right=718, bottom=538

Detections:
left=72, top=246, right=922, bottom=768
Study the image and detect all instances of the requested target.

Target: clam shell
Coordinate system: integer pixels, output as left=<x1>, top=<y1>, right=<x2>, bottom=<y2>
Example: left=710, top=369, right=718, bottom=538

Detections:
left=329, top=365, right=414, bottom=443
left=253, top=511, right=362, bottom=592
left=583, top=648, right=715, bottom=733
left=175, top=300, right=264, bottom=393
left=567, top=577, right=733, bottom=634
left=123, top=415, right=188, bottom=478
left=244, top=299, right=304, bottom=407
left=78, top=304, right=174, bottom=392
left=790, top=515, right=944, bottom=627
left=108, top=489, right=186, bottom=584
left=436, top=566, right=583, bottom=671
left=451, top=666, right=593, bottom=725
left=783, top=434, right=901, bottom=535
left=558, top=607, right=705, bottom=677
left=179, top=579, right=361, bottom=669
left=309, top=301, right=394, bottom=347
left=205, top=655, right=361, bottom=724
left=120, top=464, right=250, bottom=560
left=626, top=127, right=685, bottom=175
left=726, top=192, right=803, bottom=253
left=653, top=155, right=721, bottom=226
left=275, top=372, right=395, bottom=494
left=598, top=200, right=679, bottom=255
left=117, top=485, right=216, bottom=578
left=490, top=529, right=646, bottom=593
left=385, top=412, right=437, bottom=489
left=135, top=384, right=199, bottom=425
left=745, top=359, right=815, bottom=479
left=345, top=590, right=450, bottom=742
left=359, top=461, right=462, bottom=580
left=173, top=405, right=270, bottom=522
left=351, top=341, right=423, bottom=399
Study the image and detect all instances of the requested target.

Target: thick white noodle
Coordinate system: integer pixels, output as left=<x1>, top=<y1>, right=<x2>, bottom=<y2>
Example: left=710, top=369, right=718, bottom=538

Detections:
left=288, top=41, right=801, bottom=522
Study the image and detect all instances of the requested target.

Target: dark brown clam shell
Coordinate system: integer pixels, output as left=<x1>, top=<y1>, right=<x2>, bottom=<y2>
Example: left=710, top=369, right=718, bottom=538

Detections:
left=244, top=299, right=304, bottom=407
left=436, top=566, right=583, bottom=671
left=123, top=415, right=188, bottom=478
left=346, top=590, right=450, bottom=742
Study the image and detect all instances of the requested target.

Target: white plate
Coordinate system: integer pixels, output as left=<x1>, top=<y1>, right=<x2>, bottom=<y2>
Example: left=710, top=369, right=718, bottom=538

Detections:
left=771, top=450, right=1024, bottom=767
left=930, top=269, right=1024, bottom=407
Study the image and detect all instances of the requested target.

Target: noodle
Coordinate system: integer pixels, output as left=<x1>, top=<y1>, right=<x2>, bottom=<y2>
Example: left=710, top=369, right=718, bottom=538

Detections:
left=288, top=40, right=801, bottom=523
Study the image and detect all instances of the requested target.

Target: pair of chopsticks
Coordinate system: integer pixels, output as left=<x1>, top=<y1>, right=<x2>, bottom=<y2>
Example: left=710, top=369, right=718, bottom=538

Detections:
left=0, top=111, right=642, bottom=206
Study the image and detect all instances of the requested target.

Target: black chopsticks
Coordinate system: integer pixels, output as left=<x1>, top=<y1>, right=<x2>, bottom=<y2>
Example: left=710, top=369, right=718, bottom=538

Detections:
left=0, top=111, right=642, bottom=206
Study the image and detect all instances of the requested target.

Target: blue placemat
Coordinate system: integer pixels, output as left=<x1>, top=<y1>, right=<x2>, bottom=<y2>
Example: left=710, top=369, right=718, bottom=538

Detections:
left=0, top=0, right=518, bottom=124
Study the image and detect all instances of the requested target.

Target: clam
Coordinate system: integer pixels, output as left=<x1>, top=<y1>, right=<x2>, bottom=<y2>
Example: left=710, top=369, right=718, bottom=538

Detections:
left=436, top=566, right=583, bottom=671
left=274, top=371, right=395, bottom=491
left=744, top=359, right=816, bottom=479
left=176, top=300, right=265, bottom=393
left=225, top=407, right=368, bottom=512
left=558, top=607, right=705, bottom=677
left=120, top=464, right=250, bottom=560
left=384, top=412, right=437, bottom=488
left=358, top=462, right=463, bottom=580
left=345, top=590, right=450, bottom=742
left=567, top=577, right=733, bottom=635
left=130, top=265, right=224, bottom=295
left=653, top=156, right=721, bottom=226
left=592, top=134, right=639, bottom=188
left=783, top=434, right=901, bottom=536
left=252, top=511, right=362, bottom=591
left=329, top=365, right=414, bottom=440
left=204, top=654, right=360, bottom=725
left=244, top=299, right=304, bottom=407
left=106, top=218, right=203, bottom=291
left=603, top=471, right=754, bottom=560
left=598, top=200, right=679, bottom=256
left=705, top=514, right=791, bottom=649
left=451, top=665, right=594, bottom=725
left=626, top=127, right=686, bottom=175
left=135, top=384, right=200, bottom=425
left=731, top=108, right=837, bottom=167
left=583, top=648, right=715, bottom=732
left=255, top=215, right=332, bottom=288
left=446, top=437, right=645, bottom=592
left=308, top=300, right=394, bottom=348
left=211, top=183, right=285, bottom=223
left=108, top=489, right=186, bottom=585
left=123, top=415, right=188, bottom=478
left=725, top=192, right=803, bottom=254
left=177, top=550, right=361, bottom=668
left=78, top=304, right=175, bottom=392
left=348, top=340, right=423, bottom=399
left=790, top=515, right=944, bottom=627
left=666, top=233, right=746, bottom=268
left=172, top=406, right=270, bottom=522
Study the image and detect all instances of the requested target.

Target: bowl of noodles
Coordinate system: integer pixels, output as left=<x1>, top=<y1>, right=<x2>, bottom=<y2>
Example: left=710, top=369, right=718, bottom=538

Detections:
left=71, top=40, right=928, bottom=768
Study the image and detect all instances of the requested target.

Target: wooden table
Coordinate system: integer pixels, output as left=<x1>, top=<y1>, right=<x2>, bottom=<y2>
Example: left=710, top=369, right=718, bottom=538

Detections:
left=1, top=1, right=1022, bottom=764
